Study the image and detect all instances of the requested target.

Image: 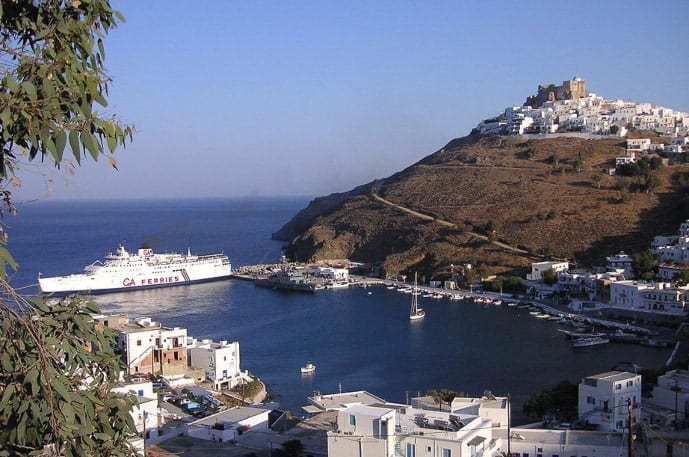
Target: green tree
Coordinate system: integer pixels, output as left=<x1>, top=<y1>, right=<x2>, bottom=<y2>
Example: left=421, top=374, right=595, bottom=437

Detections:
left=0, top=1, right=136, bottom=455
left=674, top=269, right=689, bottom=286
left=541, top=267, right=558, bottom=285
left=426, top=389, right=459, bottom=411
left=633, top=250, right=660, bottom=281
left=523, top=380, right=578, bottom=421
left=575, top=151, right=585, bottom=172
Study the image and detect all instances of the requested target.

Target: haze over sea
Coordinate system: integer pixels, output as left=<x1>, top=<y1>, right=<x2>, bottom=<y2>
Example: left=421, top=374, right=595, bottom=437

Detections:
left=9, top=198, right=669, bottom=417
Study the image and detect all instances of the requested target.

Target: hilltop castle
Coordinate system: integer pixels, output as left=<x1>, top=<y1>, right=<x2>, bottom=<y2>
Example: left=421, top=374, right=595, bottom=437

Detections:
left=525, top=77, right=588, bottom=108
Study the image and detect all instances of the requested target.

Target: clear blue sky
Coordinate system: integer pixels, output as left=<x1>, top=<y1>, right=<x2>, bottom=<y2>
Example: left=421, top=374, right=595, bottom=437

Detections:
left=13, top=0, right=689, bottom=201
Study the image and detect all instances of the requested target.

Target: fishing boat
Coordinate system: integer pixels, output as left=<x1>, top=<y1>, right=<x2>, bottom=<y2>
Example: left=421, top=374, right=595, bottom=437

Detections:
left=409, top=273, right=425, bottom=320
left=301, top=362, right=316, bottom=374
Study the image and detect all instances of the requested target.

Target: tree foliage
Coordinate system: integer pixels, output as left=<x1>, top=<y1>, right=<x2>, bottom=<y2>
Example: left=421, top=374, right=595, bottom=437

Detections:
left=632, top=249, right=660, bottom=281
left=0, top=0, right=132, bottom=215
left=522, top=380, right=578, bottom=421
left=0, top=0, right=137, bottom=455
left=0, top=294, right=137, bottom=456
left=541, top=267, right=558, bottom=285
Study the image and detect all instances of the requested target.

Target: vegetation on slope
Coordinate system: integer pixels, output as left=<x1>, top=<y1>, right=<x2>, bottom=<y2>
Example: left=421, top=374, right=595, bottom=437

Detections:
left=278, top=132, right=689, bottom=280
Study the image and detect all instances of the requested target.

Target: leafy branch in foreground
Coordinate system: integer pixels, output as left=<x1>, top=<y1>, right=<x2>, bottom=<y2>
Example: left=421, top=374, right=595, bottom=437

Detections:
left=0, top=0, right=133, bottom=214
left=0, top=284, right=137, bottom=456
left=0, top=1, right=138, bottom=454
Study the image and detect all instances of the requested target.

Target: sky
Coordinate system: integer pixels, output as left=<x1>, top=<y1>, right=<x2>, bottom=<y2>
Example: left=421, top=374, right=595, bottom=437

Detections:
left=12, top=0, right=689, bottom=201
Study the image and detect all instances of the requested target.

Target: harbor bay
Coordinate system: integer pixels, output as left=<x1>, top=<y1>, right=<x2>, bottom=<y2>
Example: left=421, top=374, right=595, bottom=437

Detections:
left=10, top=198, right=671, bottom=418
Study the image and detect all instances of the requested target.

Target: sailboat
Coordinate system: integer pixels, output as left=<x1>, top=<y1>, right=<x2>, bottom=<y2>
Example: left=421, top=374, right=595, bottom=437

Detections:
left=409, top=273, right=425, bottom=320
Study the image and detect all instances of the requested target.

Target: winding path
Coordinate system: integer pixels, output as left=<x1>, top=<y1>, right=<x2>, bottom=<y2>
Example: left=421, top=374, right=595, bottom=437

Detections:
left=370, top=182, right=531, bottom=256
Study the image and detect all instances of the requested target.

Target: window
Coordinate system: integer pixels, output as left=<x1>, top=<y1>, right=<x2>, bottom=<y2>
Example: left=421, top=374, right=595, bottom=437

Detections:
left=616, top=383, right=622, bottom=390
left=442, top=449, right=451, bottom=457
left=136, top=340, right=142, bottom=346
left=349, top=415, right=356, bottom=426
left=587, top=396, right=595, bottom=404
left=406, top=443, right=415, bottom=457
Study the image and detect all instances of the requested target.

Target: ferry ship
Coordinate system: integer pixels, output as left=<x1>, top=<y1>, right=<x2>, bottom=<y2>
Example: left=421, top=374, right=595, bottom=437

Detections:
left=38, top=245, right=232, bottom=294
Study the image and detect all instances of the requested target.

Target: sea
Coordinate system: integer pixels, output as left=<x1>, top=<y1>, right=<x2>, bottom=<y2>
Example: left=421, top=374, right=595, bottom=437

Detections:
left=5, top=197, right=672, bottom=419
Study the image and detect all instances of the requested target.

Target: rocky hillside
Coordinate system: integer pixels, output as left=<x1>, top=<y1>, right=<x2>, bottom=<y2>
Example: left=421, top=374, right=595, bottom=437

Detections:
left=275, top=132, right=689, bottom=280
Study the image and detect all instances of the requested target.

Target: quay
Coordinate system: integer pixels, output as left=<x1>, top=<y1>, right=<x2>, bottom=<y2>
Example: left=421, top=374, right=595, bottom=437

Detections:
left=232, top=262, right=672, bottom=353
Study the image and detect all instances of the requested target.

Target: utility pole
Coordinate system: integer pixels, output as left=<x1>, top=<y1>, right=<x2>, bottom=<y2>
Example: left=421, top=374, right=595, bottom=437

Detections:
left=507, top=393, right=511, bottom=457
left=628, top=398, right=634, bottom=457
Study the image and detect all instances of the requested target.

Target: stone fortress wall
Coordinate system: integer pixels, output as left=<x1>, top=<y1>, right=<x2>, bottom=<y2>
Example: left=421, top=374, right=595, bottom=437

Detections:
left=525, top=77, right=588, bottom=108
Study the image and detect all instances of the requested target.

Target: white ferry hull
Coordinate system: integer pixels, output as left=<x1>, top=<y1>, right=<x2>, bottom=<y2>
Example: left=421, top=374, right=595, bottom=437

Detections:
left=38, top=245, right=232, bottom=295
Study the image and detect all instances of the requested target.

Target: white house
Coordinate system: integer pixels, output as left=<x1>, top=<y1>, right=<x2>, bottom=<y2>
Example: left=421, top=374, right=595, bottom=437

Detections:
left=315, top=266, right=350, bottom=281
left=111, top=380, right=160, bottom=440
left=114, top=317, right=188, bottom=377
left=505, top=429, right=628, bottom=457
left=615, top=151, right=636, bottom=167
left=646, top=368, right=689, bottom=425
left=606, top=251, right=634, bottom=278
left=188, top=338, right=244, bottom=389
left=609, top=280, right=651, bottom=310
left=578, top=371, right=641, bottom=432
left=659, top=263, right=689, bottom=281
left=626, top=138, right=651, bottom=151
left=411, top=394, right=509, bottom=429
left=640, top=283, right=686, bottom=314
left=527, top=261, right=569, bottom=281
left=186, top=406, right=270, bottom=443
left=327, top=404, right=499, bottom=457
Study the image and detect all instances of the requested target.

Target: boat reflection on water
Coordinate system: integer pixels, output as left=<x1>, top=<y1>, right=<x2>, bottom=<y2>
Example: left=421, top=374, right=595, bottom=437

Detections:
left=93, top=279, right=235, bottom=317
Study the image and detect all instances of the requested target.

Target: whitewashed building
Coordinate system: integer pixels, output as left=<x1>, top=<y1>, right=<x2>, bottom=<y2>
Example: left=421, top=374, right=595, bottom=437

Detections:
left=578, top=371, right=641, bottom=432
left=647, top=368, right=689, bottom=425
left=527, top=261, right=569, bottom=281
left=115, top=317, right=188, bottom=377
left=505, top=429, right=628, bottom=457
left=186, top=406, right=270, bottom=443
left=112, top=381, right=160, bottom=440
left=188, top=338, right=244, bottom=389
left=606, top=251, right=634, bottom=278
left=327, top=404, right=499, bottom=457
left=654, top=219, right=689, bottom=265
left=609, top=280, right=651, bottom=309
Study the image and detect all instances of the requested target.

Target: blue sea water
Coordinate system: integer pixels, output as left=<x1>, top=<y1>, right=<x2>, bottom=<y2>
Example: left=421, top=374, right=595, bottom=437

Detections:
left=6, top=197, right=671, bottom=417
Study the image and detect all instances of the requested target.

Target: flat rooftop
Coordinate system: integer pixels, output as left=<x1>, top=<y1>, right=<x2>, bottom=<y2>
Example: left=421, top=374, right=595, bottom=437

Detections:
left=585, top=370, right=638, bottom=382
left=307, top=391, right=388, bottom=411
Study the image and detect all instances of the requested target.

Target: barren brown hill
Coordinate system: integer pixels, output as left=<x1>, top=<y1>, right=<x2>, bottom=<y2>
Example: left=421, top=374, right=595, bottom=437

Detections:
left=275, top=133, right=689, bottom=280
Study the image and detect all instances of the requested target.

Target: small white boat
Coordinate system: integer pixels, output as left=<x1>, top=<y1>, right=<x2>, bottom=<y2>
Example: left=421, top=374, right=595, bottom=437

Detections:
left=301, top=362, right=316, bottom=374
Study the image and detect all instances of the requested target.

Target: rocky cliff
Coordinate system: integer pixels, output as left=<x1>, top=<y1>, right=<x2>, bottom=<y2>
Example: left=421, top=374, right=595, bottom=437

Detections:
left=274, top=133, right=689, bottom=280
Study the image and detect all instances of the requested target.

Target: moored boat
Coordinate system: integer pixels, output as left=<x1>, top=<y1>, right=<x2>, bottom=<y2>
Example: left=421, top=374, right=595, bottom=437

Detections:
left=572, top=336, right=610, bottom=347
left=409, top=273, right=425, bottom=320
left=255, top=268, right=316, bottom=293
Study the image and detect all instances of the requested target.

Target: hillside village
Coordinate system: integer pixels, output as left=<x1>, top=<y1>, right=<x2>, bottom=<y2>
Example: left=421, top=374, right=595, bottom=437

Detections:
left=475, top=77, right=689, bottom=143
left=526, top=217, right=689, bottom=319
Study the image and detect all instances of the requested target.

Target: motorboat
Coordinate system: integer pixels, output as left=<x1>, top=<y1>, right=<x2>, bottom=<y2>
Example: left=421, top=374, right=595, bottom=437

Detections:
left=301, top=362, right=316, bottom=374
